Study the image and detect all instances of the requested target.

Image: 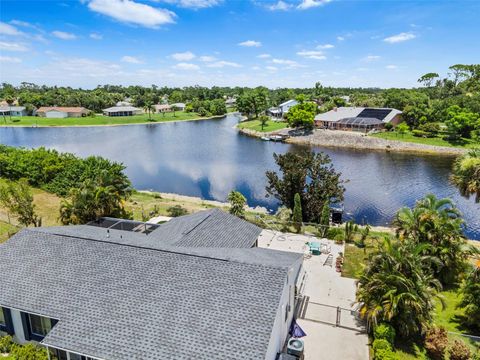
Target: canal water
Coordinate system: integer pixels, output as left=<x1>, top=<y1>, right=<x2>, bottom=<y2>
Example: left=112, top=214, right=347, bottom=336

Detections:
left=1, top=113, right=478, bottom=239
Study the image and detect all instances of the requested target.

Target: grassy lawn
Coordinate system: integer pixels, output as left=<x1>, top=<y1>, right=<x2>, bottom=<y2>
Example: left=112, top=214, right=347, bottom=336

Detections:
left=371, top=131, right=478, bottom=149
left=237, top=119, right=289, bottom=132
left=0, top=111, right=214, bottom=127
left=0, top=220, right=18, bottom=243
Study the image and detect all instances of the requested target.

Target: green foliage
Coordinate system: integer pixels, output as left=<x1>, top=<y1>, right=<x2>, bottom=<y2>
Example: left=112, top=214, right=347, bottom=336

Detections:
left=374, top=323, right=396, bottom=345
left=384, top=123, right=393, bottom=131
left=10, top=343, right=49, bottom=360
left=286, top=101, right=316, bottom=129
left=395, top=122, right=409, bottom=135
left=373, top=339, right=397, bottom=360
left=258, top=115, right=270, bottom=131
left=448, top=339, right=471, bottom=360
left=458, top=265, right=480, bottom=332
left=293, top=193, right=302, bottom=233
left=412, top=129, right=434, bottom=138
left=451, top=148, right=480, bottom=202
left=236, top=87, right=269, bottom=119
left=167, top=205, right=188, bottom=217
left=0, top=335, right=13, bottom=353
left=265, top=149, right=345, bottom=223
left=0, top=179, right=41, bottom=227
left=418, top=122, right=441, bottom=136
left=318, top=201, right=330, bottom=237
left=326, top=227, right=343, bottom=240
left=227, top=190, right=246, bottom=218
left=373, top=339, right=392, bottom=353
left=343, top=220, right=358, bottom=242
left=445, top=105, right=480, bottom=139
left=186, top=98, right=227, bottom=116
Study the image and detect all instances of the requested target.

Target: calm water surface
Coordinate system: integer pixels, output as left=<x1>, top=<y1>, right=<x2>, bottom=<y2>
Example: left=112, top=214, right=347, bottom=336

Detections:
left=1, top=114, right=478, bottom=239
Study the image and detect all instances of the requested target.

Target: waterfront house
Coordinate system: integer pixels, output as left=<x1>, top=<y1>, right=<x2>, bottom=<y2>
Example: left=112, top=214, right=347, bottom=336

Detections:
left=267, top=99, right=298, bottom=120
left=35, top=107, right=89, bottom=118
left=0, top=209, right=303, bottom=360
left=102, top=106, right=142, bottom=117
left=154, top=104, right=172, bottom=113
left=314, top=107, right=402, bottom=131
left=0, top=106, right=27, bottom=117
left=170, top=102, right=186, bottom=111
left=225, top=97, right=236, bottom=107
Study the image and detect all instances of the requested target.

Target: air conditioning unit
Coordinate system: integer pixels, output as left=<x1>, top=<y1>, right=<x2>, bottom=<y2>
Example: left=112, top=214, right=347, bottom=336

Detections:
left=286, top=338, right=304, bottom=357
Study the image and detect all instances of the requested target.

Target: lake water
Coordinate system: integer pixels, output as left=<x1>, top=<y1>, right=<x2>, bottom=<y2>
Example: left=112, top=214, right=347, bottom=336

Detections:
left=1, top=113, right=479, bottom=240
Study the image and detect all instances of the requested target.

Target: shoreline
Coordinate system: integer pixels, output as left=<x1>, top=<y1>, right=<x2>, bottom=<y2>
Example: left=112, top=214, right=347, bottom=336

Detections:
left=237, top=126, right=467, bottom=156
left=0, top=114, right=225, bottom=128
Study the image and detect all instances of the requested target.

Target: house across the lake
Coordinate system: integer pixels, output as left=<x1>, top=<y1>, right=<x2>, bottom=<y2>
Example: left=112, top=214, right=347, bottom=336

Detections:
left=0, top=209, right=303, bottom=360
left=0, top=106, right=27, bottom=117
left=314, top=107, right=402, bottom=131
left=267, top=99, right=298, bottom=119
left=102, top=106, right=142, bottom=117
left=35, top=107, right=89, bottom=118
left=154, top=104, right=172, bottom=113
left=170, top=102, right=186, bottom=111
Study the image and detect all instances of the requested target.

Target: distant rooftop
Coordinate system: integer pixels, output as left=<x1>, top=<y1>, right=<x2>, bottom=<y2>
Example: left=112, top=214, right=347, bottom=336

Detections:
left=315, top=106, right=402, bottom=123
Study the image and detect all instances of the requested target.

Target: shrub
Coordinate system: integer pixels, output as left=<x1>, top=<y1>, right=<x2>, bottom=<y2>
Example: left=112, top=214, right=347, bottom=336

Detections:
left=167, top=205, right=188, bottom=217
left=372, top=338, right=392, bottom=352
left=374, top=323, right=396, bottom=345
left=374, top=348, right=398, bottom=360
left=448, top=340, right=471, bottom=360
left=418, top=122, right=441, bottom=136
left=326, top=227, right=343, bottom=240
left=472, top=350, right=480, bottom=360
left=0, top=335, right=13, bottom=353
left=10, top=343, right=49, bottom=360
left=424, top=327, right=449, bottom=360
left=412, top=129, right=432, bottom=138
left=384, top=123, right=393, bottom=131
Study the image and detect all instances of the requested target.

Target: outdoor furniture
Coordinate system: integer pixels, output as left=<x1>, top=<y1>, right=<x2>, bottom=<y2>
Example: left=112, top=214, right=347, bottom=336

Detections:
left=309, top=241, right=321, bottom=255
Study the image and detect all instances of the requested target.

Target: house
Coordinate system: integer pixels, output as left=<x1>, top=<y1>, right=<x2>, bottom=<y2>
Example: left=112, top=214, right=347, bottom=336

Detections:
left=267, top=99, right=298, bottom=119
left=102, top=106, right=142, bottom=117
left=35, top=107, right=89, bottom=118
left=0, top=106, right=27, bottom=117
left=314, top=107, right=402, bottom=132
left=154, top=104, right=172, bottom=113
left=225, top=97, right=236, bottom=107
left=0, top=209, right=303, bottom=360
left=170, top=103, right=186, bottom=111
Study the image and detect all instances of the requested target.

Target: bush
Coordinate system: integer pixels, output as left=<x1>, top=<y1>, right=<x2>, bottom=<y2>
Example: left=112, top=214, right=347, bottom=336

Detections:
left=0, top=335, right=14, bottom=353
left=374, top=323, right=396, bottom=345
left=424, top=327, right=449, bottom=360
left=374, top=348, right=398, bottom=360
left=326, top=227, right=343, bottom=240
left=10, top=343, right=49, bottom=360
left=167, top=205, right=188, bottom=217
left=373, top=338, right=392, bottom=352
left=384, top=123, right=393, bottom=131
left=412, top=129, right=434, bottom=138
left=448, top=340, right=471, bottom=360
left=418, top=122, right=441, bottom=135
left=472, top=350, right=480, bottom=360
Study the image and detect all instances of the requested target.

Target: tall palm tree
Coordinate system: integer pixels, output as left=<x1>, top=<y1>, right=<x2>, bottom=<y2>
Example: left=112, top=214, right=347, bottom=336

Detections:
left=357, top=237, right=443, bottom=338
left=143, top=102, right=155, bottom=121
left=451, top=149, right=480, bottom=203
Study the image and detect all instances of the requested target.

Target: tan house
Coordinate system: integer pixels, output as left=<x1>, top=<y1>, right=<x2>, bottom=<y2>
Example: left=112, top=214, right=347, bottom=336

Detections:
left=154, top=104, right=172, bottom=113
left=35, top=107, right=89, bottom=118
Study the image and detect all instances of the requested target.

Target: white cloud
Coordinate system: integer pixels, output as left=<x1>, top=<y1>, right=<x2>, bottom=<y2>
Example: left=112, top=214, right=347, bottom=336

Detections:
left=317, top=43, right=334, bottom=49
left=238, top=40, right=261, bottom=47
left=267, top=1, right=292, bottom=11
left=121, top=55, right=143, bottom=64
left=171, top=51, right=196, bottom=61
left=52, top=30, right=77, bottom=40
left=199, top=55, right=216, bottom=62
left=363, top=55, right=381, bottom=62
left=386, top=64, right=398, bottom=70
left=297, top=0, right=331, bottom=10
left=161, top=0, right=220, bottom=8
left=297, top=50, right=326, bottom=60
left=337, top=36, right=345, bottom=41
left=0, top=56, right=22, bottom=63
left=87, top=0, right=176, bottom=29
left=257, top=53, right=271, bottom=58
left=0, top=41, right=28, bottom=52
left=383, top=32, right=416, bottom=43
left=252, top=66, right=261, bottom=70
left=0, top=22, right=23, bottom=36
left=265, top=66, right=278, bottom=71
left=272, top=58, right=304, bottom=68
left=173, top=62, right=200, bottom=70
left=206, top=60, right=241, bottom=68
left=90, top=32, right=103, bottom=40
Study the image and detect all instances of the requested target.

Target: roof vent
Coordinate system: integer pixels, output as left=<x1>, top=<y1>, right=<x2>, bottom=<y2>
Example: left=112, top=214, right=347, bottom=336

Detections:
left=287, top=338, right=304, bottom=357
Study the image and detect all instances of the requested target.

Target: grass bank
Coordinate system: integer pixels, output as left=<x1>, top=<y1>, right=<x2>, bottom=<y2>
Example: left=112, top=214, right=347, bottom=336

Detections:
left=237, top=119, right=289, bottom=132
left=0, top=112, right=217, bottom=127
left=371, top=131, right=478, bottom=149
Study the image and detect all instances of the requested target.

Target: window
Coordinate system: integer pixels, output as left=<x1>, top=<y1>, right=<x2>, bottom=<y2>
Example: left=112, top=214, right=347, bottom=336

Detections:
left=21, top=312, right=57, bottom=342
left=0, top=307, right=14, bottom=335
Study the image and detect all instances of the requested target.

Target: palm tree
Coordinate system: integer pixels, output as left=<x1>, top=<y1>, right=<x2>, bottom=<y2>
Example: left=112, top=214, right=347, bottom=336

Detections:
left=357, top=237, right=443, bottom=338
left=143, top=102, right=155, bottom=121
left=451, top=149, right=480, bottom=203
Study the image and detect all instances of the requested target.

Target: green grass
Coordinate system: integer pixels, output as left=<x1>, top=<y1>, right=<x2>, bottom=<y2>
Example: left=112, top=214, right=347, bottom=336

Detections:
left=0, top=111, right=216, bottom=127
left=237, top=119, right=289, bottom=132
left=0, top=220, right=18, bottom=243
left=371, top=131, right=479, bottom=149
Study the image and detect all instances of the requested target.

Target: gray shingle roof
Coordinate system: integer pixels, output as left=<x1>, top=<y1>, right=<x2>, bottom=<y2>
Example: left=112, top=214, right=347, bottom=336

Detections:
left=0, top=211, right=301, bottom=360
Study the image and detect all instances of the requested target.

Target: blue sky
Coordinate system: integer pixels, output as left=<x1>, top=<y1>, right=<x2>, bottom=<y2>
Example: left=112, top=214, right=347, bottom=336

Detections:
left=0, top=0, right=479, bottom=88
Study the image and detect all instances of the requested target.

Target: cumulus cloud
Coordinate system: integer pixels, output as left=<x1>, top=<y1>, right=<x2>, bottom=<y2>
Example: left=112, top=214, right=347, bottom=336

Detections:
left=317, top=43, right=334, bottom=49
left=267, top=1, right=292, bottom=11
left=386, top=64, right=398, bottom=70
left=383, top=32, right=416, bottom=43
left=90, top=32, right=103, bottom=40
left=206, top=60, right=241, bottom=68
left=297, top=0, right=331, bottom=10
left=257, top=53, right=271, bottom=58
left=296, top=50, right=326, bottom=60
left=0, top=56, right=22, bottom=63
left=87, top=0, right=176, bottom=29
left=0, top=22, right=24, bottom=36
left=337, top=36, right=345, bottom=41
left=265, top=66, right=278, bottom=71
left=0, top=41, right=28, bottom=52
left=173, top=62, right=200, bottom=70
left=121, top=55, right=143, bottom=64
left=161, top=0, right=220, bottom=9
left=272, top=58, right=304, bottom=68
left=171, top=51, right=196, bottom=61
left=238, top=40, right=261, bottom=47
left=52, top=30, right=77, bottom=40
left=199, top=55, right=216, bottom=62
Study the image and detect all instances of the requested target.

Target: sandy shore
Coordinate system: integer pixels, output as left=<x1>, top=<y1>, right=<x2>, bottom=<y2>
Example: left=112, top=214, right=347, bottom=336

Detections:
left=238, top=127, right=466, bottom=156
